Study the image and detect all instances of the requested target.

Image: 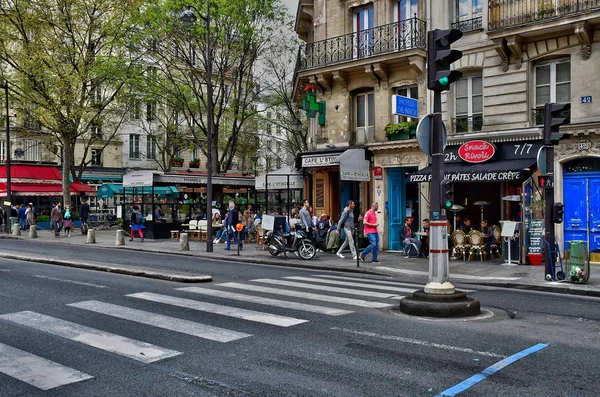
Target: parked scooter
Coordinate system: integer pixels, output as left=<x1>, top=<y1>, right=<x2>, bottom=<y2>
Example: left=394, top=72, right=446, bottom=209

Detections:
left=266, top=224, right=316, bottom=260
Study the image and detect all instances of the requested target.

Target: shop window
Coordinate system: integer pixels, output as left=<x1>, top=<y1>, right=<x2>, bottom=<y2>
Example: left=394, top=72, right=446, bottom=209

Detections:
left=394, top=86, right=418, bottom=123
left=533, top=59, right=570, bottom=125
left=354, top=92, right=374, bottom=144
left=129, top=134, right=140, bottom=159
left=353, top=6, right=374, bottom=58
left=91, top=149, right=102, bottom=166
left=147, top=136, right=157, bottom=160
left=454, top=75, right=483, bottom=133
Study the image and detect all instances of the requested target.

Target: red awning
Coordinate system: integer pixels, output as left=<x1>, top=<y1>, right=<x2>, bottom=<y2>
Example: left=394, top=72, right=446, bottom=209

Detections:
left=0, top=182, right=96, bottom=197
left=0, top=165, right=63, bottom=181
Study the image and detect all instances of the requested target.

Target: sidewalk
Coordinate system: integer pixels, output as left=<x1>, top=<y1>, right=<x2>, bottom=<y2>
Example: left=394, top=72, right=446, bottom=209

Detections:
left=7, top=228, right=600, bottom=297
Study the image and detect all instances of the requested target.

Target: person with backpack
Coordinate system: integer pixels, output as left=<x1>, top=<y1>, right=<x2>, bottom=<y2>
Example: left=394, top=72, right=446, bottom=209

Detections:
left=336, top=200, right=358, bottom=260
left=62, top=205, right=73, bottom=237
left=129, top=205, right=145, bottom=242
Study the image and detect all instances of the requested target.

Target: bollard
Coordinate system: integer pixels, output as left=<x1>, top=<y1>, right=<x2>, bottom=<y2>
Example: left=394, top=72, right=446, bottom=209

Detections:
left=28, top=227, right=38, bottom=239
left=86, top=228, right=96, bottom=244
left=12, top=224, right=21, bottom=236
left=179, top=233, right=189, bottom=251
left=115, top=229, right=125, bottom=246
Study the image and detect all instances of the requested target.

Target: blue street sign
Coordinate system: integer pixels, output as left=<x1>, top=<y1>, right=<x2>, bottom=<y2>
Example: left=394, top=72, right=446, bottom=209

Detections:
left=392, top=95, right=419, bottom=118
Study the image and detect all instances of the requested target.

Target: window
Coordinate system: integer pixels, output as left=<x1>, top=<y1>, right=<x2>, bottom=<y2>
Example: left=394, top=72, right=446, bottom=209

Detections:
left=454, top=75, right=483, bottom=133
left=266, top=112, right=272, bottom=133
left=23, top=140, right=41, bottom=162
left=397, top=0, right=418, bottom=21
left=394, top=86, right=418, bottom=123
left=91, top=120, right=102, bottom=137
left=534, top=59, right=570, bottom=124
left=0, top=140, right=5, bottom=161
left=92, top=86, right=102, bottom=107
left=91, top=149, right=102, bottom=166
left=355, top=92, right=374, bottom=143
left=454, top=0, right=482, bottom=32
left=130, top=97, right=141, bottom=119
left=129, top=134, right=140, bottom=159
left=353, top=6, right=374, bottom=58
left=146, top=101, right=156, bottom=122
left=146, top=136, right=157, bottom=160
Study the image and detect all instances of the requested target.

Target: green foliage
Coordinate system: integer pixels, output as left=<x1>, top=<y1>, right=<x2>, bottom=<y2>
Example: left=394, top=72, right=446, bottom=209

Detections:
left=36, top=215, right=49, bottom=223
left=384, top=121, right=418, bottom=137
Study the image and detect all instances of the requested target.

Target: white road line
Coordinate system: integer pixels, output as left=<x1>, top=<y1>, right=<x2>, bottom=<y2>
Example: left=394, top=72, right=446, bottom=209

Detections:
left=0, top=311, right=181, bottom=363
left=177, top=287, right=354, bottom=316
left=67, top=300, right=251, bottom=343
left=284, top=276, right=419, bottom=294
left=33, top=275, right=108, bottom=289
left=0, top=269, right=11, bottom=272
left=375, top=267, right=520, bottom=281
left=331, top=327, right=506, bottom=358
left=251, top=278, right=401, bottom=299
left=127, top=292, right=308, bottom=327
left=312, top=275, right=431, bottom=288
left=0, top=342, right=93, bottom=390
left=218, top=282, right=393, bottom=308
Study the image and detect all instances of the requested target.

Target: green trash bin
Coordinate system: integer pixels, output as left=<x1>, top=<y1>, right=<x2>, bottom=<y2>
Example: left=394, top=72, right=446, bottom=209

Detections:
left=567, top=241, right=590, bottom=284
left=9, top=217, right=18, bottom=230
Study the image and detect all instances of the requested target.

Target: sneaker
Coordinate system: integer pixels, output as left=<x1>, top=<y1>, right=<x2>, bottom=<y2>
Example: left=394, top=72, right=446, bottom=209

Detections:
left=372, top=260, right=381, bottom=264
left=359, top=255, right=365, bottom=262
left=294, top=251, right=299, bottom=257
left=352, top=256, right=358, bottom=260
left=337, top=253, right=345, bottom=259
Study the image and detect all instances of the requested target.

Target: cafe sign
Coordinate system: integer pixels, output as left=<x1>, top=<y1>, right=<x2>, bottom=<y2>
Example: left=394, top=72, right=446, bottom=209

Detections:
left=301, top=154, right=339, bottom=167
left=458, top=140, right=496, bottom=163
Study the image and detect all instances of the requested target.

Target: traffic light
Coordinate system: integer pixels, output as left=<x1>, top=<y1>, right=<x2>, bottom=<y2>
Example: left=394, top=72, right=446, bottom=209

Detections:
left=440, top=178, right=454, bottom=210
left=543, top=103, right=570, bottom=145
left=427, top=29, right=463, bottom=92
left=552, top=202, right=564, bottom=224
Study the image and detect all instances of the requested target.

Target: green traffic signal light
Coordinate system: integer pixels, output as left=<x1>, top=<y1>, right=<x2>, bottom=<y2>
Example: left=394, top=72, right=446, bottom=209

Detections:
left=444, top=200, right=452, bottom=209
left=438, top=76, right=449, bottom=86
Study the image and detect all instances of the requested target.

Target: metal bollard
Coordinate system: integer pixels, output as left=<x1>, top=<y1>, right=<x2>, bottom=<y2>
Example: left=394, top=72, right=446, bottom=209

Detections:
left=12, top=224, right=21, bottom=236
left=28, top=227, right=38, bottom=239
left=86, top=228, right=96, bottom=244
left=179, top=233, right=190, bottom=251
left=115, top=229, right=125, bottom=246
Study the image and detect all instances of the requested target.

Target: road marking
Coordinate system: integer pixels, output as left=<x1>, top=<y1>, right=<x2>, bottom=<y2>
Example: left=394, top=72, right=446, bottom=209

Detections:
left=331, top=327, right=506, bottom=358
left=177, top=287, right=353, bottom=316
left=0, top=342, right=93, bottom=390
left=33, top=275, right=108, bottom=288
left=0, top=269, right=10, bottom=272
left=250, top=279, right=401, bottom=299
left=375, top=267, right=520, bottom=281
left=312, top=274, right=474, bottom=292
left=434, top=343, right=549, bottom=396
left=68, top=300, right=251, bottom=343
left=284, top=276, right=419, bottom=294
left=127, top=292, right=308, bottom=327
left=0, top=311, right=181, bottom=363
left=218, top=282, right=393, bottom=308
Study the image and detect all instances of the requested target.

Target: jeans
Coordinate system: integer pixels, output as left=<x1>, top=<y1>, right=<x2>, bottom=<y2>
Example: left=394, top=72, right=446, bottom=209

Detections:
left=226, top=229, right=246, bottom=249
left=19, top=218, right=26, bottom=230
left=403, top=237, right=421, bottom=256
left=361, top=233, right=379, bottom=261
left=215, top=229, right=226, bottom=240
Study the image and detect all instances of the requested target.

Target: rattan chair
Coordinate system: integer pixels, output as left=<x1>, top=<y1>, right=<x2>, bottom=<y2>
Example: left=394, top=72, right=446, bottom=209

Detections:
left=490, top=225, right=501, bottom=258
left=451, top=230, right=467, bottom=261
left=467, top=230, right=486, bottom=261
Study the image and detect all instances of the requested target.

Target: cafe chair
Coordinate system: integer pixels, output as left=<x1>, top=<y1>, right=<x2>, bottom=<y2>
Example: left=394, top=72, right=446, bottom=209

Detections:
left=451, top=230, right=467, bottom=261
left=467, top=230, right=486, bottom=261
left=198, top=220, right=208, bottom=242
left=490, top=225, right=502, bottom=258
left=256, top=226, right=266, bottom=249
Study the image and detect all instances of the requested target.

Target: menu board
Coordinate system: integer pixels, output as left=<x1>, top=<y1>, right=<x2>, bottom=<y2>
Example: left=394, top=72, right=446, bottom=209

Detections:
left=528, top=220, right=544, bottom=255
left=315, top=179, right=325, bottom=208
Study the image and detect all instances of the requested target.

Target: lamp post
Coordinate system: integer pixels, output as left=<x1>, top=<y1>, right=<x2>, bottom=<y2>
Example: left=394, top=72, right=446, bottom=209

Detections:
left=181, top=3, right=214, bottom=252
left=251, top=155, right=259, bottom=212
left=1, top=80, right=10, bottom=233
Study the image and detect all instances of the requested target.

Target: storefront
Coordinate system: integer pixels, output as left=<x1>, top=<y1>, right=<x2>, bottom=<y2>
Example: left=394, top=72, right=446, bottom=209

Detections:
left=255, top=166, right=303, bottom=215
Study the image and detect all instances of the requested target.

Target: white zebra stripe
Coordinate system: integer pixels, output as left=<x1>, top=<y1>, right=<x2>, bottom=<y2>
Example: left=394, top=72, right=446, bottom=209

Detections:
left=0, top=342, right=93, bottom=390
left=217, top=282, right=393, bottom=308
left=283, top=276, right=419, bottom=294
left=67, top=300, right=251, bottom=343
left=0, top=311, right=181, bottom=363
left=176, top=287, right=353, bottom=316
left=313, top=275, right=475, bottom=292
left=127, top=292, right=308, bottom=327
left=250, top=279, right=401, bottom=299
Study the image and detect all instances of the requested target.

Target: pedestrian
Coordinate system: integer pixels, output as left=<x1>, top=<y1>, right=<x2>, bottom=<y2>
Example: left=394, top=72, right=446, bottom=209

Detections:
left=336, top=200, right=358, bottom=260
left=50, top=202, right=63, bottom=237
left=402, top=217, right=421, bottom=258
left=79, top=198, right=89, bottom=226
left=359, top=202, right=380, bottom=263
left=26, top=203, right=35, bottom=230
left=62, top=205, right=73, bottom=237
left=224, top=201, right=240, bottom=251
left=17, top=204, right=26, bottom=231
left=299, top=200, right=313, bottom=239
left=129, top=205, right=145, bottom=242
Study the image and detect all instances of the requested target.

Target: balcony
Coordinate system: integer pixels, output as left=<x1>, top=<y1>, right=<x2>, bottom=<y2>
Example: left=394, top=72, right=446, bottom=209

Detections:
left=453, top=115, right=484, bottom=134
left=489, top=0, right=600, bottom=31
left=531, top=106, right=571, bottom=126
left=452, top=16, right=484, bottom=33
left=297, top=16, right=426, bottom=72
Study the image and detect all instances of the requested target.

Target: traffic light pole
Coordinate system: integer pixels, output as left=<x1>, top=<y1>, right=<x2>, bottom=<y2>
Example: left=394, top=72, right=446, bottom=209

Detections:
left=543, top=143, right=555, bottom=278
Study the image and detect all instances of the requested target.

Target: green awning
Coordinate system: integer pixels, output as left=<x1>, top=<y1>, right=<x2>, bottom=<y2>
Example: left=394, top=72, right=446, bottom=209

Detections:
left=97, top=184, right=179, bottom=199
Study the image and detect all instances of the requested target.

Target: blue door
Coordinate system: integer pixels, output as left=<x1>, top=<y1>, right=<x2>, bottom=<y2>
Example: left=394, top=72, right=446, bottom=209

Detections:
left=590, top=178, right=600, bottom=252
left=563, top=178, right=588, bottom=248
left=340, top=182, right=352, bottom=214
left=388, top=168, right=406, bottom=250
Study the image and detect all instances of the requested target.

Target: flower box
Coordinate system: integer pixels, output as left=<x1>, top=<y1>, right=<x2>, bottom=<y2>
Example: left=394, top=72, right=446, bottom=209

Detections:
left=388, top=133, right=410, bottom=141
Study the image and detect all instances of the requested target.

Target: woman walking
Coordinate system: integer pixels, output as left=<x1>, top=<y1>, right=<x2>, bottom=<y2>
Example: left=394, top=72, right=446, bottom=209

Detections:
left=130, top=205, right=145, bottom=242
left=62, top=205, right=73, bottom=237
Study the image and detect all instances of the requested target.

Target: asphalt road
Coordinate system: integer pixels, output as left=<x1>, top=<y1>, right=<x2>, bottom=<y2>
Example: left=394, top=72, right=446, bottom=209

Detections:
left=0, top=249, right=599, bottom=396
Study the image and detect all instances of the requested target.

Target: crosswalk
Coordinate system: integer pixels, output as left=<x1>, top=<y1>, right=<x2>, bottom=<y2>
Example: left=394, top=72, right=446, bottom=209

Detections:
left=0, top=274, right=432, bottom=392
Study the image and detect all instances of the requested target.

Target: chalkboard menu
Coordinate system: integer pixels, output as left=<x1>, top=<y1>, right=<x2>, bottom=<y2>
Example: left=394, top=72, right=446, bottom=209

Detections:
left=528, top=220, right=544, bottom=255
left=315, top=179, right=325, bottom=208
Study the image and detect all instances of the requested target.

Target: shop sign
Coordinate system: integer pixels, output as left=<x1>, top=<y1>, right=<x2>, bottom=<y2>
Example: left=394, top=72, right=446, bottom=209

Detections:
left=458, top=140, right=496, bottom=163
left=409, top=170, right=522, bottom=183
left=301, top=155, right=339, bottom=167
left=373, top=166, right=383, bottom=180
left=527, top=220, right=544, bottom=255
left=123, top=170, right=154, bottom=187
left=341, top=169, right=370, bottom=181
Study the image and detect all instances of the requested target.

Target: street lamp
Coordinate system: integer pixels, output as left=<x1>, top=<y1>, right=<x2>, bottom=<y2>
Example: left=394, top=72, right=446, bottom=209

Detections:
left=251, top=155, right=259, bottom=212
left=0, top=80, right=10, bottom=233
left=181, top=3, right=214, bottom=252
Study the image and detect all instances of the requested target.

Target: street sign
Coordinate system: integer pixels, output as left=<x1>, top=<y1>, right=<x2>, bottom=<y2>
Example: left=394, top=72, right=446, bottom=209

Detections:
left=536, top=146, right=547, bottom=175
left=538, top=174, right=553, bottom=188
left=416, top=114, right=447, bottom=156
left=392, top=95, right=419, bottom=118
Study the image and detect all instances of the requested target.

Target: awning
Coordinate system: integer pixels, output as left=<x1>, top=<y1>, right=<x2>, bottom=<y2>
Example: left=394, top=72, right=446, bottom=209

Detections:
left=154, top=174, right=255, bottom=187
left=337, top=149, right=370, bottom=181
left=256, top=166, right=303, bottom=190
left=408, top=159, right=535, bottom=183
left=0, top=182, right=96, bottom=197
left=0, top=165, right=62, bottom=181
left=97, top=184, right=179, bottom=199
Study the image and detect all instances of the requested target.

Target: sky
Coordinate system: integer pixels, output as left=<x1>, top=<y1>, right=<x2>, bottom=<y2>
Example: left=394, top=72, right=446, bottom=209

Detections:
left=281, top=0, right=297, bottom=15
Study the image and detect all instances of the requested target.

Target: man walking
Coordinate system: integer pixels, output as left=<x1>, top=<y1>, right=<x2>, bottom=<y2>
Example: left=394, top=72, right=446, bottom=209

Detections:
left=50, top=202, right=63, bottom=237
left=336, top=200, right=357, bottom=260
left=80, top=198, right=90, bottom=226
left=225, top=201, right=240, bottom=251
left=359, top=202, right=380, bottom=263
left=299, top=200, right=313, bottom=239
left=17, top=204, right=26, bottom=231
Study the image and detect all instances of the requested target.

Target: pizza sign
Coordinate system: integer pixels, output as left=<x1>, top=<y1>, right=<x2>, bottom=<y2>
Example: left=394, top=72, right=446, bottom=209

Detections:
left=458, top=140, right=496, bottom=163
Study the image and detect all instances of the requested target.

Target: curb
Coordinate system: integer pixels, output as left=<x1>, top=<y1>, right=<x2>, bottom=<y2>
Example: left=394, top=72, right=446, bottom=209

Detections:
left=0, top=253, right=212, bottom=283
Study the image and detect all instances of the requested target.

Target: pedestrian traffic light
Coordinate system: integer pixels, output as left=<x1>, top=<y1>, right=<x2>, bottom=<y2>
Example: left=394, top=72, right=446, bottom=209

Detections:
left=440, top=178, right=454, bottom=210
left=543, top=103, right=570, bottom=145
left=427, top=29, right=463, bottom=92
left=552, top=202, right=564, bottom=224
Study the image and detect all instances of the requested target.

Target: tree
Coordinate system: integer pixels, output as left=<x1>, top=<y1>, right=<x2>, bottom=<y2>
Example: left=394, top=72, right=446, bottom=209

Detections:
left=0, top=0, right=142, bottom=204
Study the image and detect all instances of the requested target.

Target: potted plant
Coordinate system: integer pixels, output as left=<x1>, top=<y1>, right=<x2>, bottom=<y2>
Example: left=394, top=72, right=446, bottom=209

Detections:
left=189, top=158, right=201, bottom=168
left=171, top=157, right=184, bottom=167
left=385, top=121, right=418, bottom=141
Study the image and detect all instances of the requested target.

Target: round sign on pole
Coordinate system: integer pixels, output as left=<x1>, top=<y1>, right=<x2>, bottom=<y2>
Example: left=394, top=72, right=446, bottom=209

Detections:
left=537, top=146, right=547, bottom=174
left=416, top=114, right=447, bottom=156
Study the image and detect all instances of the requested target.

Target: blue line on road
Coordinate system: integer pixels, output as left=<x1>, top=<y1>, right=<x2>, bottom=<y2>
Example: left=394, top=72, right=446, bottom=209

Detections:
left=434, top=343, right=549, bottom=397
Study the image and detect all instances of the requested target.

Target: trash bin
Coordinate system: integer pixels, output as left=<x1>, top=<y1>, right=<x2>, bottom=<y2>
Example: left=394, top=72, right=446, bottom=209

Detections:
left=566, top=241, right=590, bottom=284
left=9, top=217, right=18, bottom=230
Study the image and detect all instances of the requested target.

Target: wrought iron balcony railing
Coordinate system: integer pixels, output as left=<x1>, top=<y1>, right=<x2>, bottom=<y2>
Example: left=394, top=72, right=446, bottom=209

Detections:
left=297, top=16, right=426, bottom=72
left=451, top=16, right=483, bottom=33
left=489, top=0, right=600, bottom=31
left=453, top=115, right=483, bottom=134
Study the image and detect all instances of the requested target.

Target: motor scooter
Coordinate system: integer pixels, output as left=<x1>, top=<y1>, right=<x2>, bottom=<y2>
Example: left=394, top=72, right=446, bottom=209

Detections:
left=265, top=223, right=316, bottom=260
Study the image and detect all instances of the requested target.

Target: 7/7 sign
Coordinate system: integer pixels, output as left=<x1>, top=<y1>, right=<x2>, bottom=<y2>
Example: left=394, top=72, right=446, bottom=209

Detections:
left=392, top=95, right=419, bottom=118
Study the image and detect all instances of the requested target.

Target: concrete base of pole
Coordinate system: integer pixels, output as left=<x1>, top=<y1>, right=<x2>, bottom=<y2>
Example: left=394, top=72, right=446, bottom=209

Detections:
left=424, top=281, right=455, bottom=294
left=179, top=233, right=189, bottom=251
left=12, top=224, right=20, bottom=236
left=28, top=227, right=37, bottom=239
left=400, top=290, right=480, bottom=318
left=115, top=230, right=125, bottom=246
left=86, top=229, right=96, bottom=244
